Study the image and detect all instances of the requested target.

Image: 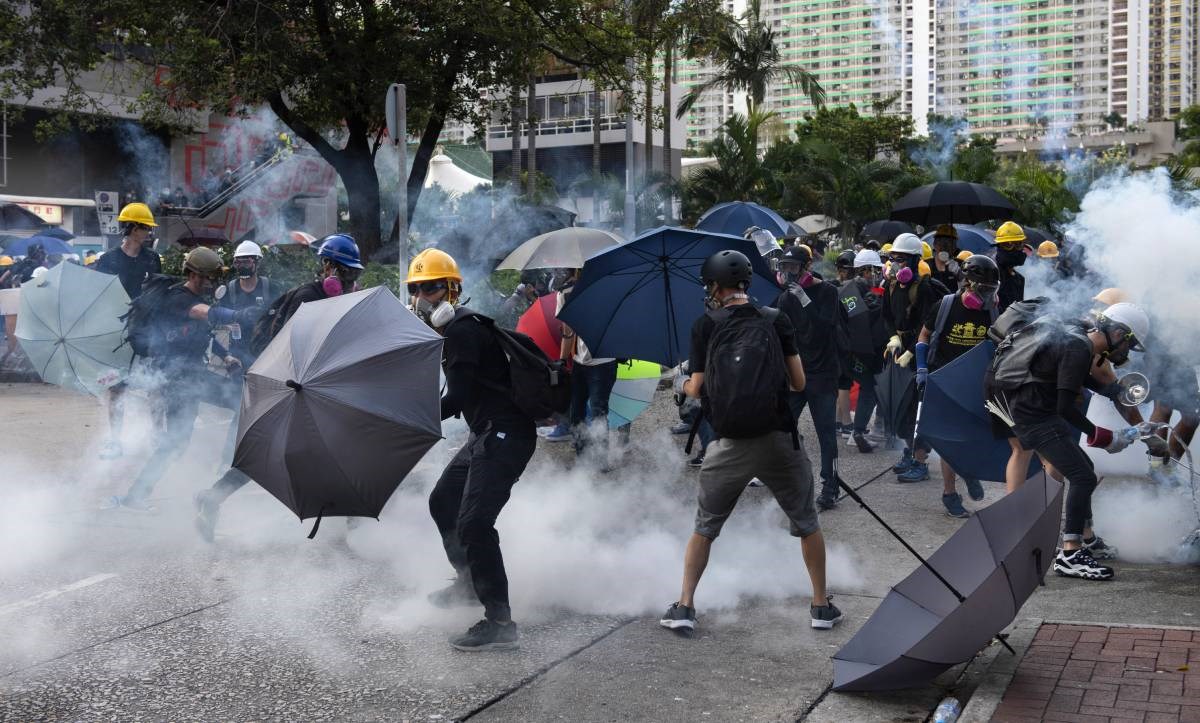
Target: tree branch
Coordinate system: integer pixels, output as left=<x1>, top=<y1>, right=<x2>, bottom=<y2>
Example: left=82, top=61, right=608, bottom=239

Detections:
left=266, top=91, right=342, bottom=166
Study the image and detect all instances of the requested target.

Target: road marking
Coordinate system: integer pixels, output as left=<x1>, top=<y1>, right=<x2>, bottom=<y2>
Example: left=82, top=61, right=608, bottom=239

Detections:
left=0, top=574, right=118, bottom=617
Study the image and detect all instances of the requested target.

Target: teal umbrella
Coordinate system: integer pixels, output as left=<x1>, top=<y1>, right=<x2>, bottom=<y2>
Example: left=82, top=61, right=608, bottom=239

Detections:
left=607, top=359, right=660, bottom=429
left=15, top=262, right=133, bottom=396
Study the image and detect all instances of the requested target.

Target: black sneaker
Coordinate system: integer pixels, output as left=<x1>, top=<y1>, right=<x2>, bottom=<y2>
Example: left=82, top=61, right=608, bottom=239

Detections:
left=1053, top=548, right=1114, bottom=581
left=1083, top=535, right=1119, bottom=560
left=450, top=618, right=519, bottom=651
left=428, top=575, right=477, bottom=609
left=811, top=597, right=844, bottom=629
left=688, top=454, right=704, bottom=468
left=963, top=477, right=985, bottom=502
left=193, top=490, right=220, bottom=543
left=817, top=492, right=838, bottom=510
left=852, top=431, right=876, bottom=453
left=659, top=602, right=697, bottom=631
left=942, top=492, right=970, bottom=519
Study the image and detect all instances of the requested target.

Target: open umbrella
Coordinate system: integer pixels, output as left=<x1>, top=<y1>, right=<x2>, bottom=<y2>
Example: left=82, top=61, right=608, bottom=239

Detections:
left=40, top=227, right=75, bottom=242
left=0, top=203, right=47, bottom=231
left=175, top=227, right=230, bottom=248
left=834, top=471, right=1064, bottom=691
left=14, top=262, right=133, bottom=396
left=794, top=215, right=839, bottom=235
left=515, top=294, right=562, bottom=361
left=608, top=359, right=661, bottom=429
left=874, top=361, right=915, bottom=445
left=496, top=228, right=622, bottom=272
left=4, top=234, right=75, bottom=257
left=556, top=226, right=779, bottom=367
left=860, top=220, right=915, bottom=244
left=234, top=287, right=443, bottom=533
left=891, top=182, right=1015, bottom=227
left=695, top=201, right=792, bottom=238
left=920, top=224, right=994, bottom=254
left=917, top=340, right=1040, bottom=482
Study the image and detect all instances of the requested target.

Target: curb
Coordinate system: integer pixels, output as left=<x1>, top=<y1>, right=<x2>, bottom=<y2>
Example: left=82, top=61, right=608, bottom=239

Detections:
left=956, top=617, right=1041, bottom=723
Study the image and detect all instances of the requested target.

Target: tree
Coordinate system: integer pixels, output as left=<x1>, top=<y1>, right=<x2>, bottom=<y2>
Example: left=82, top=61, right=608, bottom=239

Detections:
left=674, top=0, right=824, bottom=146
left=2, top=1, right=637, bottom=257
left=996, top=155, right=1078, bottom=230
left=793, top=101, right=915, bottom=162
left=679, top=110, right=773, bottom=221
left=1103, top=111, right=1126, bottom=130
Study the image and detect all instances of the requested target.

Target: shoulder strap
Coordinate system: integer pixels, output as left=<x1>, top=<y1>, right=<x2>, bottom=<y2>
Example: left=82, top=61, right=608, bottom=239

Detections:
left=258, top=277, right=270, bottom=303
left=226, top=279, right=239, bottom=302
left=758, top=306, right=780, bottom=323
left=926, top=294, right=955, bottom=367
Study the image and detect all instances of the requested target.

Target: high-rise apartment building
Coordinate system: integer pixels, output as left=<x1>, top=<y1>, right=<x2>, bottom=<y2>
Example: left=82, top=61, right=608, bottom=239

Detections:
left=1111, top=0, right=1200, bottom=122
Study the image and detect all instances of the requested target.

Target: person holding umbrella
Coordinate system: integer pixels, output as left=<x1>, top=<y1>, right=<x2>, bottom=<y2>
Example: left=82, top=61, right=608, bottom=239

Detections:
left=991, top=221, right=1027, bottom=313
left=409, top=248, right=537, bottom=652
left=93, top=202, right=163, bottom=460
left=556, top=268, right=618, bottom=469
left=929, top=225, right=962, bottom=292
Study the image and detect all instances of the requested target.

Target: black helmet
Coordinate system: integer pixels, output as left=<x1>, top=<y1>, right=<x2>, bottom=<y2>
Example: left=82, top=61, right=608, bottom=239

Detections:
left=962, top=254, right=1000, bottom=284
left=700, top=249, right=753, bottom=289
left=778, top=244, right=812, bottom=264
left=836, top=250, right=856, bottom=269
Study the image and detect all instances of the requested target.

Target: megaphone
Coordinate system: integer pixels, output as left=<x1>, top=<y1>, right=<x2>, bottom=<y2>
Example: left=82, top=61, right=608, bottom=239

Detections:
left=1116, top=372, right=1151, bottom=406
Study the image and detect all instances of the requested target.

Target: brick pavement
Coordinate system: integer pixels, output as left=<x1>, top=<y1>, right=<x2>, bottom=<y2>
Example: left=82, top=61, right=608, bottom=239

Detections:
left=991, top=623, right=1200, bottom=722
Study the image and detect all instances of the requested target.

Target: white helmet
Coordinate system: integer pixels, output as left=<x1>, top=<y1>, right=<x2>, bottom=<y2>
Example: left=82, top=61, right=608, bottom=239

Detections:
left=1098, top=302, right=1149, bottom=351
left=853, top=249, right=883, bottom=268
left=890, top=233, right=923, bottom=256
left=234, top=240, right=263, bottom=258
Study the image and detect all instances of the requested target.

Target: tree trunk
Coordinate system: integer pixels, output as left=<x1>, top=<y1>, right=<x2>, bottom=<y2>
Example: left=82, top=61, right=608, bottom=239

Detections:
left=510, top=87, right=522, bottom=186
left=339, top=145, right=382, bottom=259
left=662, top=47, right=674, bottom=224
left=526, top=73, right=537, bottom=197
left=593, top=86, right=603, bottom=222
left=406, top=111, right=447, bottom=227
left=643, top=54, right=654, bottom=181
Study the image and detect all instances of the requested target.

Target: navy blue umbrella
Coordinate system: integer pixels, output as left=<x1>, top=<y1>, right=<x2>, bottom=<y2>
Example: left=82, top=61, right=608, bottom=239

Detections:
left=917, top=340, right=1040, bottom=482
left=695, top=201, right=793, bottom=239
left=4, top=234, right=76, bottom=257
left=39, top=227, right=75, bottom=241
left=556, top=226, right=779, bottom=367
left=921, top=224, right=994, bottom=254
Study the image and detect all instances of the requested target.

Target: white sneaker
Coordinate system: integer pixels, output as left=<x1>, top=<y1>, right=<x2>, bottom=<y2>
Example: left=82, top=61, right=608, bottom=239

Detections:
left=1053, top=548, right=1114, bottom=580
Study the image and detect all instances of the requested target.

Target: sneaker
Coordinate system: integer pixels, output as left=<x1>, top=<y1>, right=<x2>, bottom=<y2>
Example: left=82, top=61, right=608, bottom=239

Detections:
left=963, top=477, right=985, bottom=502
left=747, top=477, right=765, bottom=488
left=659, top=602, right=697, bottom=631
left=810, top=597, right=844, bottom=629
left=101, top=495, right=156, bottom=512
left=851, top=431, right=876, bottom=453
left=428, top=575, right=477, bottom=609
left=1083, top=535, right=1119, bottom=560
left=670, top=422, right=692, bottom=435
left=99, top=439, right=123, bottom=460
left=942, top=492, right=970, bottom=518
left=193, top=490, right=220, bottom=543
left=449, top=619, right=519, bottom=651
left=817, top=492, right=839, bottom=511
left=688, top=454, right=704, bottom=468
left=543, top=423, right=571, bottom=442
left=1053, top=548, right=1114, bottom=581
left=897, top=461, right=929, bottom=483
left=892, top=448, right=914, bottom=474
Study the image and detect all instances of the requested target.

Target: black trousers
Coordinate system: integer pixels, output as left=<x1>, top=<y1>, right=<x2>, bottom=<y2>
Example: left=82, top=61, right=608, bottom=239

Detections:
left=428, top=428, right=536, bottom=621
left=1014, top=418, right=1098, bottom=542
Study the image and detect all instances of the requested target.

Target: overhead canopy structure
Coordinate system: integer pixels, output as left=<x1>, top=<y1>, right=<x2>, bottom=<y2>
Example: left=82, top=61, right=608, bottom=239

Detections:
left=424, top=152, right=491, bottom=196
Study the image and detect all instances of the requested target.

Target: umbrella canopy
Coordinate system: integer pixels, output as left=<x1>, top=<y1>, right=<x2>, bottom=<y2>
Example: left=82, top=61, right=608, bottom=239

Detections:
left=920, top=224, right=994, bottom=254
left=874, top=361, right=915, bottom=444
left=695, top=201, right=792, bottom=238
left=14, top=262, right=133, bottom=396
left=0, top=203, right=47, bottom=231
left=235, top=287, right=443, bottom=523
left=794, top=214, right=840, bottom=235
left=556, top=226, right=779, bottom=367
left=40, top=227, right=75, bottom=241
left=918, top=340, right=1041, bottom=482
left=496, top=227, right=622, bottom=272
left=515, top=294, right=562, bottom=361
left=860, top=220, right=915, bottom=244
left=4, top=234, right=75, bottom=257
left=175, top=227, right=230, bottom=248
left=608, top=359, right=661, bottom=429
left=833, top=471, right=1064, bottom=691
left=1018, top=227, right=1052, bottom=247
left=891, top=182, right=1015, bottom=227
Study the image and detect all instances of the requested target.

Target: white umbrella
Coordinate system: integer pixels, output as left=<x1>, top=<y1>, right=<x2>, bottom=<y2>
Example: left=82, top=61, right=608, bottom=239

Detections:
left=15, top=262, right=133, bottom=396
left=496, top=227, right=622, bottom=271
left=795, top=214, right=840, bottom=234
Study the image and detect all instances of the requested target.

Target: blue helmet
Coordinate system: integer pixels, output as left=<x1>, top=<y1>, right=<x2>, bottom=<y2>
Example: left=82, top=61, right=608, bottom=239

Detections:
left=317, top=234, right=363, bottom=269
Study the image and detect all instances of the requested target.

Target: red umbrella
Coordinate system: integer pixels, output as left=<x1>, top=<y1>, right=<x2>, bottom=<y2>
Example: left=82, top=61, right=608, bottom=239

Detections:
left=516, top=294, right=562, bottom=361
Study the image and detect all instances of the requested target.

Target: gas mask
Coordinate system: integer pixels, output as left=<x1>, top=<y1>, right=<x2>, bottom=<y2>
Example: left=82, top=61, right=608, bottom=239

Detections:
left=996, top=248, right=1027, bottom=268
left=233, top=257, right=258, bottom=279
left=936, top=251, right=950, bottom=264
left=1101, top=330, right=1134, bottom=367
left=703, top=282, right=723, bottom=310
left=896, top=266, right=914, bottom=284
left=322, top=264, right=361, bottom=297
left=412, top=296, right=456, bottom=328
left=962, top=282, right=998, bottom=311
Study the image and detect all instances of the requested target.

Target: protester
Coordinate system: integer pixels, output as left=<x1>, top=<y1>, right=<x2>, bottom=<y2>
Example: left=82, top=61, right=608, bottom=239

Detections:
left=408, top=247, right=536, bottom=652
left=1035, top=240, right=1059, bottom=261
left=929, top=225, right=961, bottom=291
left=554, top=268, right=617, bottom=468
left=838, top=249, right=887, bottom=453
left=834, top=250, right=856, bottom=283
left=915, top=254, right=1000, bottom=517
left=660, top=249, right=840, bottom=633
left=986, top=302, right=1159, bottom=580
left=991, top=221, right=1027, bottom=313
left=0, top=254, right=24, bottom=362
left=1144, top=348, right=1200, bottom=486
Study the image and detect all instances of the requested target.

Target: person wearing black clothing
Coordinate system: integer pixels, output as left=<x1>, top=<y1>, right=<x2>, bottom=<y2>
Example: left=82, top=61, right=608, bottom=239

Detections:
left=929, top=224, right=962, bottom=292
left=408, top=248, right=535, bottom=652
left=839, top=249, right=887, bottom=453
left=991, top=221, right=1028, bottom=313
left=0, top=243, right=47, bottom=288
left=772, top=244, right=847, bottom=510
left=987, top=303, right=1159, bottom=581
left=94, top=205, right=163, bottom=461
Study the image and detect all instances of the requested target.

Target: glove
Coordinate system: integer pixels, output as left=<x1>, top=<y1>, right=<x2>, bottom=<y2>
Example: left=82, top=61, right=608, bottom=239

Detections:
left=1088, top=426, right=1135, bottom=454
left=916, top=367, right=929, bottom=388
left=896, top=350, right=914, bottom=368
left=236, top=305, right=266, bottom=326
left=885, top=335, right=902, bottom=359
left=673, top=371, right=688, bottom=405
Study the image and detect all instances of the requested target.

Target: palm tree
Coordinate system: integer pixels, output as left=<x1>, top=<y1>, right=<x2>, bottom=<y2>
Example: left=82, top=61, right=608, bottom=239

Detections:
left=675, top=0, right=824, bottom=136
left=680, top=110, right=774, bottom=219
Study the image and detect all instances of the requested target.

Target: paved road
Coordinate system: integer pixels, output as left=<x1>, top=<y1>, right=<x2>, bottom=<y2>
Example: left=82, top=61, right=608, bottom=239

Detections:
left=1, top=381, right=1197, bottom=721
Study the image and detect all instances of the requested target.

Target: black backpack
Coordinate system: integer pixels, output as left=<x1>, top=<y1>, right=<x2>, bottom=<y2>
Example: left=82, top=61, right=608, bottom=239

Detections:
left=250, top=284, right=305, bottom=356
left=447, top=310, right=571, bottom=421
left=701, top=305, right=791, bottom=440
left=121, top=274, right=182, bottom=359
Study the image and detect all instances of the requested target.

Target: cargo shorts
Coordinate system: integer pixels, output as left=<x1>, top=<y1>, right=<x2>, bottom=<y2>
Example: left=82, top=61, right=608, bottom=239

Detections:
left=694, top=431, right=821, bottom=540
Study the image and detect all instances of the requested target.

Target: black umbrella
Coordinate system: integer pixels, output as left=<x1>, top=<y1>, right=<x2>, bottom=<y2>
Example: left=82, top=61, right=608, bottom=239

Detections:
left=874, top=361, right=915, bottom=446
left=891, top=182, right=1015, bottom=227
left=0, top=203, right=47, bottom=232
left=833, top=471, right=1064, bottom=691
left=860, top=220, right=915, bottom=244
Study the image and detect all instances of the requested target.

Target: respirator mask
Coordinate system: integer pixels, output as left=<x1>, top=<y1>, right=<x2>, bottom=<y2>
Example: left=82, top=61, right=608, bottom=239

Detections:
left=409, top=280, right=457, bottom=328
left=962, top=282, right=998, bottom=311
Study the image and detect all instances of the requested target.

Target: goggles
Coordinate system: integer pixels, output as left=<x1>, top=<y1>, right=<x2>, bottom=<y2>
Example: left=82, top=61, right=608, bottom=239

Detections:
left=408, top=280, right=448, bottom=295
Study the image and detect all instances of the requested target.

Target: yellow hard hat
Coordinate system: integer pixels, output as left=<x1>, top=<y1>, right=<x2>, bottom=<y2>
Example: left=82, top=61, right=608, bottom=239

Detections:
left=955, top=250, right=972, bottom=263
left=918, top=259, right=931, bottom=277
left=880, top=242, right=893, bottom=254
left=0, top=255, right=12, bottom=266
left=994, top=221, right=1026, bottom=245
left=920, top=241, right=933, bottom=261
left=1036, top=240, right=1060, bottom=259
left=117, top=202, right=157, bottom=227
left=935, top=224, right=958, bottom=239
left=1093, top=288, right=1129, bottom=307
left=407, top=248, right=463, bottom=284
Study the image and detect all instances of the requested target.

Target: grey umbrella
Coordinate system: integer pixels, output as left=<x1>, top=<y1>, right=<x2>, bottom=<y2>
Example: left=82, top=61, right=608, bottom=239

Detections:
left=833, top=471, right=1064, bottom=691
left=495, top=227, right=622, bottom=271
left=234, top=287, right=443, bottom=533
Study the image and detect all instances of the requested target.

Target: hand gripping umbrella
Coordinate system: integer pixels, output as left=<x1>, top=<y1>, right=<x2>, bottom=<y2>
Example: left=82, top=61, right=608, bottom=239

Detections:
left=891, top=182, right=1015, bottom=227
left=496, top=227, right=622, bottom=272
left=15, top=262, right=133, bottom=396
left=695, top=201, right=793, bottom=239
left=917, top=340, right=1040, bottom=482
left=234, top=287, right=443, bottom=536
left=834, top=471, right=1064, bottom=691
left=556, top=226, right=779, bottom=367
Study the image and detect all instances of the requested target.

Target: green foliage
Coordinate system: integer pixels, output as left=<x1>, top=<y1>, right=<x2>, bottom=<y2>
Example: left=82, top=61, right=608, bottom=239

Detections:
left=358, top=261, right=403, bottom=297
left=794, top=102, right=914, bottom=162
left=996, top=155, right=1079, bottom=230
left=1178, top=105, right=1200, bottom=141
left=680, top=112, right=772, bottom=221
left=158, top=243, right=319, bottom=291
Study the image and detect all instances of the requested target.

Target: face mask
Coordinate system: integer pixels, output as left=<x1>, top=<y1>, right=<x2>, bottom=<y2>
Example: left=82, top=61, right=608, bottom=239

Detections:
left=997, top=249, right=1027, bottom=267
left=962, top=291, right=984, bottom=310
left=896, top=266, right=914, bottom=284
left=936, top=251, right=950, bottom=263
left=234, top=259, right=257, bottom=279
left=412, top=297, right=455, bottom=328
left=776, top=271, right=795, bottom=287
left=798, top=271, right=816, bottom=288
left=322, top=276, right=343, bottom=296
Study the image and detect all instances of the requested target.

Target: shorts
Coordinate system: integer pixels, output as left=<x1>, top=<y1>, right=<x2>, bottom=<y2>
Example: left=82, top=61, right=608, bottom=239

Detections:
left=0, top=288, right=20, bottom=316
left=989, top=410, right=1015, bottom=440
left=694, top=431, right=820, bottom=540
